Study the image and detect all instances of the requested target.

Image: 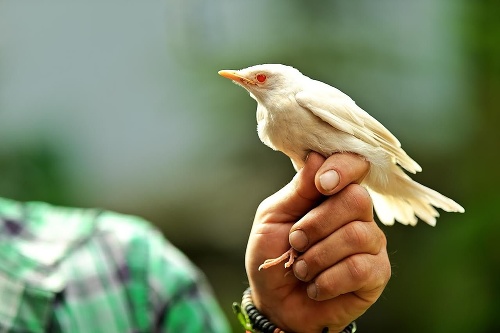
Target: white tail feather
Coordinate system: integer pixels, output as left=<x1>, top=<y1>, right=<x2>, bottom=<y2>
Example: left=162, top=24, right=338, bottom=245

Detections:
left=365, top=164, right=464, bottom=227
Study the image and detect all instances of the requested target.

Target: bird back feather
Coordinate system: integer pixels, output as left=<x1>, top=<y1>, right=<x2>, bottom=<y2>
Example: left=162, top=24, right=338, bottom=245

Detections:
left=296, top=84, right=422, bottom=174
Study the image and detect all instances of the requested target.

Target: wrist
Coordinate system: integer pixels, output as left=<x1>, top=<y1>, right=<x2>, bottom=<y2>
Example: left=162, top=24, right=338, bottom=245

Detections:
left=246, top=282, right=291, bottom=330
left=234, top=287, right=357, bottom=333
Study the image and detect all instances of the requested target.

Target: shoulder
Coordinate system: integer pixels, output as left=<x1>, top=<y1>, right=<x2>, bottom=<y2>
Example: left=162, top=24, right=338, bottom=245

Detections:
left=0, top=197, right=199, bottom=288
left=95, top=209, right=202, bottom=288
left=0, top=198, right=230, bottom=332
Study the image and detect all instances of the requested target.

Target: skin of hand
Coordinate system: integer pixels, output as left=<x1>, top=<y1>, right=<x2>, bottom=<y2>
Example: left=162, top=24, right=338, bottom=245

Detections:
left=246, top=152, right=391, bottom=333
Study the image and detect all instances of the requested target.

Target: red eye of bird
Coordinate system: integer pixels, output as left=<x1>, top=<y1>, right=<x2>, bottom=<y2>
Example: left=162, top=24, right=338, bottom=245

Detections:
left=256, top=74, right=267, bottom=83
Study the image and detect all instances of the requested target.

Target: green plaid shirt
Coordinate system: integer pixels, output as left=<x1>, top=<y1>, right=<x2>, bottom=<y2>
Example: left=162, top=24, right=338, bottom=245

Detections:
left=0, top=197, right=230, bottom=333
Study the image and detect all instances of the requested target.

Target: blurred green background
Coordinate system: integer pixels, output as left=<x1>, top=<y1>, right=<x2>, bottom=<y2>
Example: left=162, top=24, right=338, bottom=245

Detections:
left=1, top=1, right=499, bottom=332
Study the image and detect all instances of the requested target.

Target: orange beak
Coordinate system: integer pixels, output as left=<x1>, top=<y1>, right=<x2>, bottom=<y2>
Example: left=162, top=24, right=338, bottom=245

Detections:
left=218, top=70, right=256, bottom=85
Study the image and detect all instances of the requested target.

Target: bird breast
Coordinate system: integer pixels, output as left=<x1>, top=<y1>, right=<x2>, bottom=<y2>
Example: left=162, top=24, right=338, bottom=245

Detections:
left=257, top=97, right=325, bottom=165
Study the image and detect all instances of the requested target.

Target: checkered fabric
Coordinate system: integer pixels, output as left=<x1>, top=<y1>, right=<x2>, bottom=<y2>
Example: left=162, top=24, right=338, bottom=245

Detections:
left=0, top=197, right=230, bottom=333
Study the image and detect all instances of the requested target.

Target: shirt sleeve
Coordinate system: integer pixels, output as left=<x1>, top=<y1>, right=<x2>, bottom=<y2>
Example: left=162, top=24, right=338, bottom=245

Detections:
left=128, top=223, right=231, bottom=333
left=48, top=209, right=232, bottom=333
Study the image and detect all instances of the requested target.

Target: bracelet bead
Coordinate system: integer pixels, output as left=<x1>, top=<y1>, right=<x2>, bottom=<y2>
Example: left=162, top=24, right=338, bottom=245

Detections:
left=234, top=287, right=356, bottom=333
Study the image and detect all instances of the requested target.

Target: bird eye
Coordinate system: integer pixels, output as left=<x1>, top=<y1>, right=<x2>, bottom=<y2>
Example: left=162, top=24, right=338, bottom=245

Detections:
left=256, top=74, right=267, bottom=83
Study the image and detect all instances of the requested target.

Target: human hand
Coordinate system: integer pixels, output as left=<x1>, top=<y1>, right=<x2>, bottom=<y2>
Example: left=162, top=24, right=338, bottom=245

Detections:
left=245, top=152, right=391, bottom=333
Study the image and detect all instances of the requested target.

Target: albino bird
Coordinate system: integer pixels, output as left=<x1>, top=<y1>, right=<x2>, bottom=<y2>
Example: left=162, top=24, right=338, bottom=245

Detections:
left=218, top=64, right=464, bottom=270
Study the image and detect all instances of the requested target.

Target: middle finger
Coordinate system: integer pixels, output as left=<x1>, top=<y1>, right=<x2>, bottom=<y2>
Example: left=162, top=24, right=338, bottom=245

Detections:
left=293, top=220, right=386, bottom=282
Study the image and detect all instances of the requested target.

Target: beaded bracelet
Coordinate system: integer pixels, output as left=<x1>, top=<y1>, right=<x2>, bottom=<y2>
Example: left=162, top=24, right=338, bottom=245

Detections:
left=233, top=287, right=357, bottom=333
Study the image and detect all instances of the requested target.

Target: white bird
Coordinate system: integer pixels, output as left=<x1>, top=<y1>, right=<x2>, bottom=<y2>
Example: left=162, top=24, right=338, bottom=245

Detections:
left=218, top=64, right=464, bottom=269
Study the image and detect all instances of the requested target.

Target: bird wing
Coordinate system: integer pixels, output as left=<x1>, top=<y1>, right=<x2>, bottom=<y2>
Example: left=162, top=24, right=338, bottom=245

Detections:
left=295, top=82, right=422, bottom=173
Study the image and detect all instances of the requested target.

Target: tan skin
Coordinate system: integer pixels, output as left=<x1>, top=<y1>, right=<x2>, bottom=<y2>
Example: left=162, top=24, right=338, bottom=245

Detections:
left=246, top=152, right=391, bottom=333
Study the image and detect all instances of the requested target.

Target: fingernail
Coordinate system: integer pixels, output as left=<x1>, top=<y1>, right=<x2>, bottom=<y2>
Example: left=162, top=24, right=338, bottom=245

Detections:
left=307, top=283, right=318, bottom=299
left=289, top=230, right=308, bottom=251
left=293, top=260, right=308, bottom=280
left=319, top=170, right=339, bottom=192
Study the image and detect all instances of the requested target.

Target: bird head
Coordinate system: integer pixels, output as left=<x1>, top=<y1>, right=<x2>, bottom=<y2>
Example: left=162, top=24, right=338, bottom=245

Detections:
left=218, top=64, right=303, bottom=102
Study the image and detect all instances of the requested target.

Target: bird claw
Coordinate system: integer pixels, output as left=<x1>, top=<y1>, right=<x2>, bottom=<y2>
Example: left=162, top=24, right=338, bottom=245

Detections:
left=258, top=248, right=298, bottom=271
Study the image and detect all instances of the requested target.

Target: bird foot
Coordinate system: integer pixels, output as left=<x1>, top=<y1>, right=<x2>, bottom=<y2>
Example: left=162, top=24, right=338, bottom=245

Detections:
left=258, top=248, right=298, bottom=271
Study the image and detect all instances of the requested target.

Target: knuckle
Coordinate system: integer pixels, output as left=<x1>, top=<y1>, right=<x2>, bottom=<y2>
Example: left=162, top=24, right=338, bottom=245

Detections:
left=384, top=262, right=392, bottom=284
left=256, top=196, right=274, bottom=216
left=342, top=221, right=370, bottom=249
left=372, top=257, right=392, bottom=291
left=303, top=245, right=329, bottom=276
left=296, top=209, right=328, bottom=242
left=346, top=255, right=370, bottom=282
left=313, top=270, right=338, bottom=299
left=367, top=221, right=388, bottom=254
left=380, top=251, right=392, bottom=283
left=377, top=227, right=388, bottom=249
left=353, top=185, right=373, bottom=210
left=342, top=184, right=373, bottom=214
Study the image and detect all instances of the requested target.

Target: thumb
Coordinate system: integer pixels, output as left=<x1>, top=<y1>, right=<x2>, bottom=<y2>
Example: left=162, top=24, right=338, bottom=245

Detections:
left=262, top=152, right=325, bottom=220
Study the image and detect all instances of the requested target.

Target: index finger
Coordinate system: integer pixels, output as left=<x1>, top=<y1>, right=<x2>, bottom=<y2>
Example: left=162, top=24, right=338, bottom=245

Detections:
left=315, top=153, right=370, bottom=195
left=287, top=153, right=372, bottom=252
